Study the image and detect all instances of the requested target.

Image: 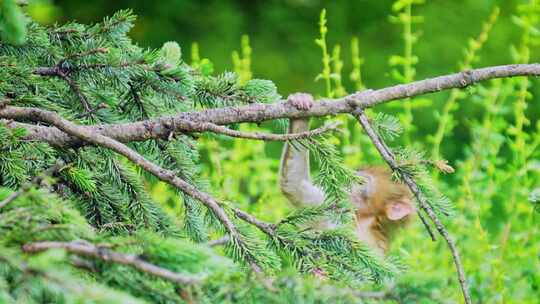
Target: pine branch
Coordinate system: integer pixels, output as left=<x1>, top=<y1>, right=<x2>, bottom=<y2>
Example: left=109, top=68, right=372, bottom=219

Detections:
left=3, top=64, right=540, bottom=148
left=0, top=162, right=63, bottom=210
left=354, top=115, right=436, bottom=240
left=0, top=99, right=10, bottom=108
left=0, top=190, right=21, bottom=209
left=34, top=61, right=141, bottom=76
left=32, top=47, right=116, bottom=115
left=182, top=120, right=340, bottom=141
left=60, top=47, right=109, bottom=64
left=34, top=66, right=93, bottom=113
left=207, top=235, right=230, bottom=247
left=22, top=241, right=201, bottom=285
left=352, top=109, right=471, bottom=304
left=0, top=106, right=266, bottom=270
left=230, top=206, right=396, bottom=283
left=232, top=207, right=276, bottom=237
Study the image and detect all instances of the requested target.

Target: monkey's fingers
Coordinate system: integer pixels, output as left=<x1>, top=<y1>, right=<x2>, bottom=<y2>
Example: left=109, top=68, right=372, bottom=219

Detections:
left=287, top=92, right=314, bottom=110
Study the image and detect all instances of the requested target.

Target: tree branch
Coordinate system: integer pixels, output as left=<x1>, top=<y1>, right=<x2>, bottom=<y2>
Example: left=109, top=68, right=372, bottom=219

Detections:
left=1, top=64, right=535, bottom=299
left=35, top=66, right=93, bottom=113
left=22, top=241, right=201, bottom=285
left=1, top=106, right=264, bottom=271
left=0, top=162, right=63, bottom=210
left=2, top=64, right=539, bottom=147
left=183, top=120, right=341, bottom=141
left=352, top=109, right=472, bottom=304
left=207, top=235, right=230, bottom=247
left=232, top=207, right=276, bottom=237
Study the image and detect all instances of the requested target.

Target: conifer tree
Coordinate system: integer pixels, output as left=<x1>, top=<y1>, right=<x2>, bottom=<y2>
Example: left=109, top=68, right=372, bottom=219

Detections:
left=1, top=4, right=539, bottom=303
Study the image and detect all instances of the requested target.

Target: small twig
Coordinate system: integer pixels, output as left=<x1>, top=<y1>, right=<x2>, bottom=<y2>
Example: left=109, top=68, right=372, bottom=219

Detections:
left=76, top=61, right=140, bottom=71
left=61, top=48, right=108, bottom=64
left=232, top=207, right=276, bottom=237
left=0, top=191, right=22, bottom=210
left=185, top=120, right=340, bottom=141
left=56, top=70, right=93, bottom=113
left=229, top=208, right=278, bottom=275
left=352, top=109, right=471, bottom=304
left=416, top=211, right=437, bottom=241
left=34, top=61, right=138, bottom=76
left=127, top=83, right=149, bottom=118
left=0, top=98, right=11, bottom=109
left=0, top=162, right=63, bottom=210
left=398, top=159, right=455, bottom=174
left=34, top=66, right=93, bottom=113
left=33, top=66, right=61, bottom=77
left=70, top=255, right=98, bottom=272
left=229, top=208, right=300, bottom=281
left=22, top=241, right=200, bottom=285
left=374, top=123, right=438, bottom=240
left=229, top=208, right=387, bottom=287
left=207, top=235, right=230, bottom=247
left=73, top=102, right=108, bottom=119
left=50, top=28, right=79, bottom=35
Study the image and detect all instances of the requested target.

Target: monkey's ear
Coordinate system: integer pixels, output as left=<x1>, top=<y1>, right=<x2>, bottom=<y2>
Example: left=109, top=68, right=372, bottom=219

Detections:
left=385, top=199, right=414, bottom=221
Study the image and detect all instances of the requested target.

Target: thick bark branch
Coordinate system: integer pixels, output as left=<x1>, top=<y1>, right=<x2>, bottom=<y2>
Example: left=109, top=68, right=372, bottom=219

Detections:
left=2, top=64, right=539, bottom=147
left=22, top=241, right=201, bottom=285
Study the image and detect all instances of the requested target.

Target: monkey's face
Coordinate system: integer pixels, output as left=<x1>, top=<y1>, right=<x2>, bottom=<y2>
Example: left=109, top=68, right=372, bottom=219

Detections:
left=350, top=167, right=415, bottom=222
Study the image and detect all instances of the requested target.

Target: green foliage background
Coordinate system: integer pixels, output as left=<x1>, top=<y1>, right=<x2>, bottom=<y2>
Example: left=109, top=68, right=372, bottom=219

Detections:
left=2, top=0, right=540, bottom=302
left=28, top=0, right=540, bottom=160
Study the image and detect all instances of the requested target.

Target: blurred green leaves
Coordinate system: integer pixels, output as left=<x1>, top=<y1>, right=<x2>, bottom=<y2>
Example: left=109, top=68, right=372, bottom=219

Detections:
left=0, top=0, right=28, bottom=45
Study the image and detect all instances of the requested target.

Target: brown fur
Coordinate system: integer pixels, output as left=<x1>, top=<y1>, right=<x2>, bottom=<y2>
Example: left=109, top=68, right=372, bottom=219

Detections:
left=353, top=166, right=413, bottom=253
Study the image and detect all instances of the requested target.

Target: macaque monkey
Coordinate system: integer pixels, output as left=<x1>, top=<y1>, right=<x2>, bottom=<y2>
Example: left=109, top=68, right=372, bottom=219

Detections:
left=280, top=93, right=415, bottom=255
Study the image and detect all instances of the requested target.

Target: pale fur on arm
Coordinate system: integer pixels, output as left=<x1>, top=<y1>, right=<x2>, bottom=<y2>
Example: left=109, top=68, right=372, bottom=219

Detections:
left=279, top=118, right=325, bottom=207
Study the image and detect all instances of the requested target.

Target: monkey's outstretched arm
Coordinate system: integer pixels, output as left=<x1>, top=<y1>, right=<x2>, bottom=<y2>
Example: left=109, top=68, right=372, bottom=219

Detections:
left=279, top=94, right=325, bottom=207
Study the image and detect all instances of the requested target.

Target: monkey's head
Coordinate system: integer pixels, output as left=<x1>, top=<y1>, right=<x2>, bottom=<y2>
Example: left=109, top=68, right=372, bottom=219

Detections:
left=350, top=166, right=415, bottom=230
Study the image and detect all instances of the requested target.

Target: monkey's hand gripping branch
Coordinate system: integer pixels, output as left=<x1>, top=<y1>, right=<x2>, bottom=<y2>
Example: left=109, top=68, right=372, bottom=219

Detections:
left=5, top=64, right=540, bottom=148
left=351, top=107, right=472, bottom=304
